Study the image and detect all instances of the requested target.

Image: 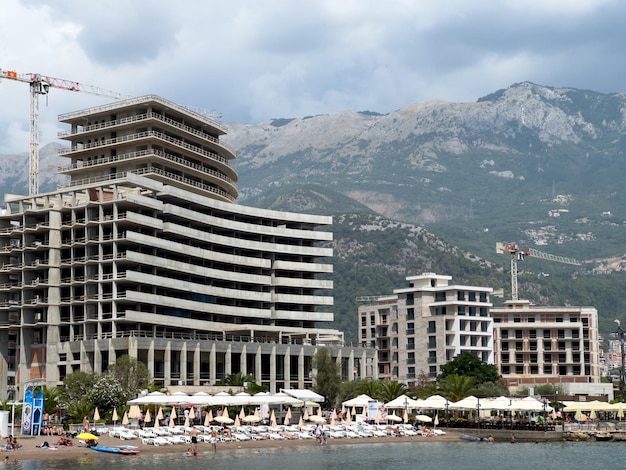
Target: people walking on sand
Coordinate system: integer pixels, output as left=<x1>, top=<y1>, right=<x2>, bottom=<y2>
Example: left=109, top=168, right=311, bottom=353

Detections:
left=210, top=426, right=218, bottom=452
left=190, top=427, right=198, bottom=453
left=82, top=416, right=90, bottom=433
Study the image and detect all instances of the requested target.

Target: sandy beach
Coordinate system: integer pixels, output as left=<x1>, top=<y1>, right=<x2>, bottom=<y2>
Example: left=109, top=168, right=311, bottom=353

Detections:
left=5, top=430, right=465, bottom=463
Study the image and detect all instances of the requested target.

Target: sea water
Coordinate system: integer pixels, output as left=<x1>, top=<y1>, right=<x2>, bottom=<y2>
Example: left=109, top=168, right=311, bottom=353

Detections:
left=15, top=440, right=626, bottom=470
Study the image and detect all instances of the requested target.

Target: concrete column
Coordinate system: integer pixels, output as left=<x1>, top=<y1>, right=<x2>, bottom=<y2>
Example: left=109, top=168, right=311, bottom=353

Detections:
left=147, top=340, right=155, bottom=379
left=283, top=347, right=291, bottom=390
left=194, top=343, right=201, bottom=386
left=240, top=345, right=247, bottom=376
left=298, top=348, right=305, bottom=388
left=348, top=350, right=355, bottom=381
left=164, top=341, right=171, bottom=387
left=180, top=343, right=187, bottom=385
left=210, top=343, right=216, bottom=385
left=255, top=346, right=262, bottom=386
left=225, top=344, right=232, bottom=376
left=269, top=346, right=276, bottom=393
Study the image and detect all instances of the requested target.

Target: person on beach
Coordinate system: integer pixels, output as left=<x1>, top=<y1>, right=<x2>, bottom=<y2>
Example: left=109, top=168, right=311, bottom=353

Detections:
left=82, top=416, right=90, bottom=433
left=190, top=427, right=198, bottom=454
left=487, top=435, right=494, bottom=443
left=210, top=427, right=218, bottom=452
left=510, top=434, right=516, bottom=443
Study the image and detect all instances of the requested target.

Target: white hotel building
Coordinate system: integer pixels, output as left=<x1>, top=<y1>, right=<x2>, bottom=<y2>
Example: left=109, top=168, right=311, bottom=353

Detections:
left=0, top=95, right=376, bottom=399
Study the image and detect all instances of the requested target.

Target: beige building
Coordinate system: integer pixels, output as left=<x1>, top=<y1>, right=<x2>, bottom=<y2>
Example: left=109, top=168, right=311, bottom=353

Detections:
left=0, top=95, right=376, bottom=399
left=358, top=273, right=493, bottom=386
left=491, top=300, right=609, bottom=396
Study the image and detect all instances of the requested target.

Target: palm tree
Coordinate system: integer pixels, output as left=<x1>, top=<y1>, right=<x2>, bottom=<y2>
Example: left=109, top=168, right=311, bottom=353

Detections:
left=436, top=374, right=478, bottom=402
left=357, top=379, right=383, bottom=400
left=378, top=381, right=409, bottom=403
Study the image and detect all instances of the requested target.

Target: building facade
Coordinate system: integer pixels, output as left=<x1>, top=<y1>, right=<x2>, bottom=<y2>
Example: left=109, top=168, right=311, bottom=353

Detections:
left=491, top=300, right=606, bottom=395
left=358, top=273, right=493, bottom=386
left=0, top=95, right=376, bottom=399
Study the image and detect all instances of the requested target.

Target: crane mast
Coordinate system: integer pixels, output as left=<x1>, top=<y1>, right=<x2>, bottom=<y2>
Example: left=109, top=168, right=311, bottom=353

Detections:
left=496, top=242, right=581, bottom=301
left=1, top=69, right=127, bottom=195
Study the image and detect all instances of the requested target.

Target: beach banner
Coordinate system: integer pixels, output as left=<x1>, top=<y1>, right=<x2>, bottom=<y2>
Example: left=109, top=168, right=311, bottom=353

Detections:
left=32, top=389, right=44, bottom=435
left=367, top=400, right=379, bottom=420
left=22, top=389, right=34, bottom=435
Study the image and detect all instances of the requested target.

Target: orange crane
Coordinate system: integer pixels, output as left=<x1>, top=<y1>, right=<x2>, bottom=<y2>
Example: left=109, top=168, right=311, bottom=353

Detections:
left=0, top=68, right=127, bottom=196
left=496, top=242, right=581, bottom=301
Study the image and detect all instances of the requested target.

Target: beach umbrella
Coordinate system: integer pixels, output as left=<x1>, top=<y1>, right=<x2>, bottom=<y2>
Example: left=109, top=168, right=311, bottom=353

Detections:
left=157, top=407, right=164, bottom=420
left=434, top=413, right=439, bottom=427
left=415, top=415, right=433, bottom=423
left=270, top=410, right=277, bottom=428
left=341, top=404, right=346, bottom=416
left=204, top=411, right=211, bottom=427
left=93, top=408, right=100, bottom=422
left=374, top=411, right=381, bottom=424
left=286, top=408, right=292, bottom=420
left=153, top=416, right=160, bottom=430
left=112, top=408, right=119, bottom=424
left=361, top=407, right=367, bottom=420
left=234, top=415, right=241, bottom=427
left=222, top=407, right=230, bottom=420
left=403, top=409, right=409, bottom=424
left=239, top=407, right=246, bottom=419
left=618, top=407, right=624, bottom=420
left=168, top=414, right=175, bottom=428
left=590, top=409, right=598, bottom=421
left=345, top=413, right=352, bottom=425
left=128, top=405, right=141, bottom=419
left=317, top=407, right=323, bottom=417
left=144, top=409, right=152, bottom=424
left=574, top=409, right=582, bottom=421
left=188, top=407, right=195, bottom=420
left=122, top=411, right=129, bottom=426
left=284, top=412, right=291, bottom=426
left=242, top=415, right=261, bottom=424
left=171, top=407, right=177, bottom=420
left=351, top=406, right=356, bottom=416
left=77, top=432, right=99, bottom=441
left=303, top=409, right=309, bottom=420
left=298, top=415, right=304, bottom=429
left=254, top=408, right=260, bottom=419
left=184, top=416, right=190, bottom=428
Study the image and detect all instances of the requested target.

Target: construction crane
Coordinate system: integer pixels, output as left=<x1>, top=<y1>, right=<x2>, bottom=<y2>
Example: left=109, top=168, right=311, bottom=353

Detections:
left=0, top=68, right=127, bottom=196
left=496, top=242, right=581, bottom=301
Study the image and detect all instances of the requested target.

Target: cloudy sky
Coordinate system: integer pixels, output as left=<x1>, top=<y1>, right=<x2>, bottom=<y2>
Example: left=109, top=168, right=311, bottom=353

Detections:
left=0, top=0, right=624, bottom=153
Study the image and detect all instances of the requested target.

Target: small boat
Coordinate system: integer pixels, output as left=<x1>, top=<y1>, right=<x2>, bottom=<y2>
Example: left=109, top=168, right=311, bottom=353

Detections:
left=90, top=445, right=140, bottom=455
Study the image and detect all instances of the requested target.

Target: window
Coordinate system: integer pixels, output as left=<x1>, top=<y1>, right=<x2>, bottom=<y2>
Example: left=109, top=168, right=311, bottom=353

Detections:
left=406, top=293, right=414, bottom=305
left=407, top=308, right=414, bottom=320
left=435, top=292, right=446, bottom=302
left=458, top=306, right=466, bottom=315
left=468, top=292, right=476, bottom=301
left=428, top=351, right=437, bottom=363
left=428, top=321, right=436, bottom=333
left=407, top=338, right=415, bottom=350
left=481, top=337, right=489, bottom=347
left=479, top=292, right=488, bottom=302
left=407, top=352, right=415, bottom=365
left=428, top=336, right=437, bottom=348
left=429, top=366, right=437, bottom=378
left=501, top=329, right=509, bottom=339
left=361, top=316, right=367, bottom=326
left=543, top=330, right=551, bottom=338
left=457, top=291, right=466, bottom=301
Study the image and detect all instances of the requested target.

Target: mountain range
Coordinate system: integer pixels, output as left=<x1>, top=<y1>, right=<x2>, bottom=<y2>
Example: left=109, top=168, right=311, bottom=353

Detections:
left=3, top=82, right=626, bottom=340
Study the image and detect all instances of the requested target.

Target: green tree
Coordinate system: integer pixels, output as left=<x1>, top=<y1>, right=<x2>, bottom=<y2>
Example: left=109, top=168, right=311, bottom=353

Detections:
left=41, top=386, right=59, bottom=415
left=57, top=371, right=96, bottom=411
left=217, top=372, right=256, bottom=386
left=90, top=373, right=125, bottom=410
left=356, top=379, right=383, bottom=400
left=436, top=374, right=478, bottom=402
left=107, top=355, right=151, bottom=401
left=438, top=352, right=500, bottom=384
left=533, top=383, right=563, bottom=396
left=312, top=347, right=340, bottom=407
left=474, top=381, right=509, bottom=398
left=377, top=381, right=409, bottom=403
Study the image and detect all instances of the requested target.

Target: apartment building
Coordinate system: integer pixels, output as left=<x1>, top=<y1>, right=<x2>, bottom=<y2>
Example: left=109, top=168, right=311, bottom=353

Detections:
left=358, top=273, right=493, bottom=386
left=0, top=95, right=376, bottom=399
left=491, top=300, right=609, bottom=396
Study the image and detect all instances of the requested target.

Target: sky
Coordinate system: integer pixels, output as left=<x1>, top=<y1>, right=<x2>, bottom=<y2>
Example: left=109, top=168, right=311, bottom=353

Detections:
left=1, top=0, right=625, bottom=153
